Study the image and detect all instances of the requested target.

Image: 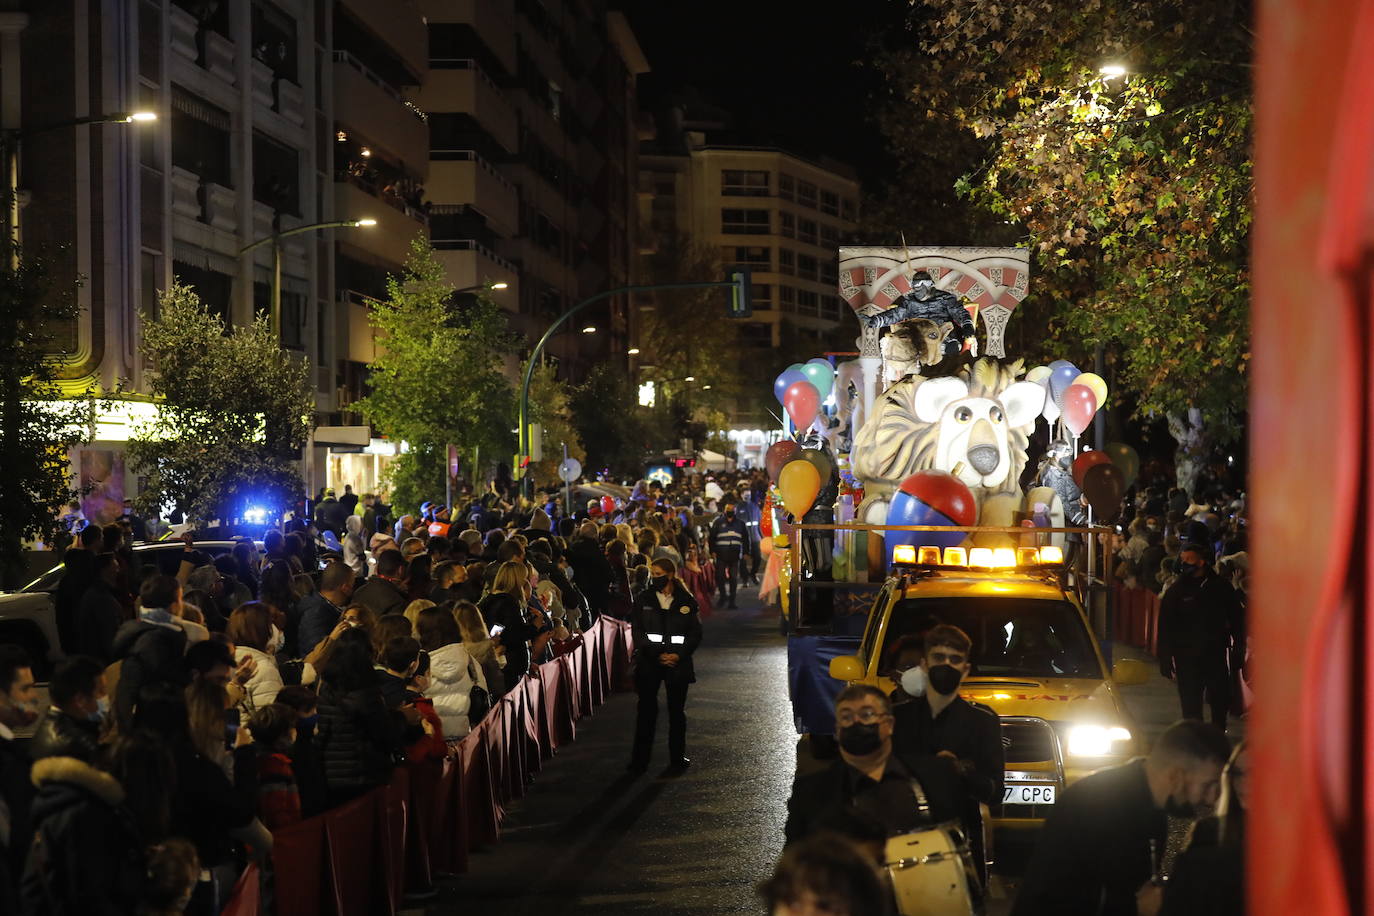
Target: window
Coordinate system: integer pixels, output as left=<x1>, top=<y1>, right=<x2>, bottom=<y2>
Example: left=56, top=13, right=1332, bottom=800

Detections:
left=752, top=283, right=772, bottom=311
left=741, top=322, right=774, bottom=346
left=722, top=169, right=769, bottom=196
left=172, top=260, right=232, bottom=325
left=721, top=208, right=769, bottom=234
left=251, top=0, right=299, bottom=83
left=778, top=173, right=795, bottom=201
left=797, top=289, right=820, bottom=316
left=779, top=285, right=796, bottom=312
left=824, top=295, right=845, bottom=321
left=724, top=246, right=771, bottom=269
left=820, top=224, right=840, bottom=249
left=778, top=248, right=795, bottom=275
left=171, top=87, right=232, bottom=186
left=821, top=261, right=838, bottom=286
left=780, top=211, right=795, bottom=238
left=799, top=218, right=817, bottom=245
left=797, top=254, right=818, bottom=282
left=821, top=189, right=839, bottom=216
left=842, top=197, right=856, bottom=221
left=255, top=281, right=306, bottom=349
left=252, top=130, right=301, bottom=215
left=797, top=180, right=818, bottom=209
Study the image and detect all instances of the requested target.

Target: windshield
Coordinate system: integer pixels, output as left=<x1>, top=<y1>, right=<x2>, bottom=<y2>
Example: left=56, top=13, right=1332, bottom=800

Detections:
left=879, top=596, right=1101, bottom=680
left=20, top=542, right=240, bottom=593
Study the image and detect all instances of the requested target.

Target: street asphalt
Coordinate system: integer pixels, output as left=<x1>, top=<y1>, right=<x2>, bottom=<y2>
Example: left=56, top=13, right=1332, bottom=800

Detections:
left=413, top=585, right=1236, bottom=916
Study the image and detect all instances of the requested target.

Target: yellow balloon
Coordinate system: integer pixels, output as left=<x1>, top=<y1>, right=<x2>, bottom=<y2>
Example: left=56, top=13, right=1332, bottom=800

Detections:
left=1026, top=365, right=1052, bottom=384
left=778, top=460, right=822, bottom=518
left=1073, top=372, right=1108, bottom=407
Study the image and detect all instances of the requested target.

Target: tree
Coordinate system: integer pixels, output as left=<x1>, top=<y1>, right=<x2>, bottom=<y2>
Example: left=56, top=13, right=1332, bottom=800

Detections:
left=128, top=282, right=314, bottom=525
left=525, top=362, right=585, bottom=487
left=569, top=363, right=667, bottom=477
left=0, top=243, right=91, bottom=584
left=873, top=0, right=1252, bottom=489
left=354, top=239, right=519, bottom=513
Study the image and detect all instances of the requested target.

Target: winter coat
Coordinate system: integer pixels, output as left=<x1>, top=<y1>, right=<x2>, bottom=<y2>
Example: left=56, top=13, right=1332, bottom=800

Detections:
left=256, top=751, right=302, bottom=831
left=464, top=640, right=505, bottom=704
left=0, top=733, right=33, bottom=911
left=296, top=592, right=344, bottom=658
left=478, top=592, right=537, bottom=692
left=27, top=709, right=100, bottom=764
left=352, top=576, right=408, bottom=618
left=110, top=619, right=187, bottom=729
left=426, top=643, right=483, bottom=738
left=343, top=516, right=368, bottom=578
left=235, top=646, right=284, bottom=719
left=72, top=581, right=123, bottom=664
left=20, top=756, right=146, bottom=916
left=630, top=581, right=704, bottom=685
left=170, top=742, right=260, bottom=868
left=315, top=681, right=403, bottom=796
left=566, top=537, right=613, bottom=614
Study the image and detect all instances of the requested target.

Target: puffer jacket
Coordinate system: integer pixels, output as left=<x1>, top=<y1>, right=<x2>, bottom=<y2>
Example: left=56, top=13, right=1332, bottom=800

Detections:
left=426, top=643, right=482, bottom=738
left=21, top=757, right=146, bottom=916
left=235, top=645, right=284, bottom=720
left=315, top=681, right=403, bottom=796
left=109, top=619, right=187, bottom=729
left=27, top=709, right=101, bottom=763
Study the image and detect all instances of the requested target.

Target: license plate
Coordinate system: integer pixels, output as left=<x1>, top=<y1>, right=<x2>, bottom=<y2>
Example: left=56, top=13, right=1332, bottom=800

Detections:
left=1003, top=784, right=1056, bottom=805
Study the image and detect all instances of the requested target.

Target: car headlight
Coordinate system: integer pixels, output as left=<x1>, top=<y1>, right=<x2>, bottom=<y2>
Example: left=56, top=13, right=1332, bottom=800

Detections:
left=1066, top=724, right=1132, bottom=757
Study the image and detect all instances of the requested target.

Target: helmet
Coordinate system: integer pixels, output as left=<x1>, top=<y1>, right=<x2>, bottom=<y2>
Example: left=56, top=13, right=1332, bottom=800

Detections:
left=1046, top=440, right=1074, bottom=465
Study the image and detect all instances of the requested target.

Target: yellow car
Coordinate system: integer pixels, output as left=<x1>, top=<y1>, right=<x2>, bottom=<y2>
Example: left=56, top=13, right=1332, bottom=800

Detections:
left=828, top=545, right=1149, bottom=829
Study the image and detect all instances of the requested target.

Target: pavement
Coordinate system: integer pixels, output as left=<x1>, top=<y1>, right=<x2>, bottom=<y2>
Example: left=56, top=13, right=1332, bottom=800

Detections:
left=412, top=585, right=1237, bottom=916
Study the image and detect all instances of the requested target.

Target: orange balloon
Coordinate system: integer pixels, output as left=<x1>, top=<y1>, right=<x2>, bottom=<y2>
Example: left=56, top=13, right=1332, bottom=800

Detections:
left=778, top=459, right=822, bottom=518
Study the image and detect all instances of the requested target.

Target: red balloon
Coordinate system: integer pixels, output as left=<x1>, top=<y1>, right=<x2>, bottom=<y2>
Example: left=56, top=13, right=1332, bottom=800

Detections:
left=1061, top=383, right=1099, bottom=437
left=600, top=495, right=616, bottom=515
left=1071, top=450, right=1114, bottom=487
left=784, top=380, right=821, bottom=430
left=765, top=440, right=801, bottom=482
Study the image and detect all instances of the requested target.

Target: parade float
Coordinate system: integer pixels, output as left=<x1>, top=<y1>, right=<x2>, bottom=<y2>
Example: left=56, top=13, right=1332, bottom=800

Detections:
left=763, top=245, right=1142, bottom=739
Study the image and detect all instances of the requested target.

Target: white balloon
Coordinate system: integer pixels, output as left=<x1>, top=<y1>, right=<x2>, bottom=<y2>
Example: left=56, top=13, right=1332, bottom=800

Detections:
left=1043, top=397, right=1062, bottom=423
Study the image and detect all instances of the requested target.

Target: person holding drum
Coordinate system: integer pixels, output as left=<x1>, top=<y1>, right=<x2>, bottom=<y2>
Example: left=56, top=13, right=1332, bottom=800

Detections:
left=890, top=624, right=1005, bottom=888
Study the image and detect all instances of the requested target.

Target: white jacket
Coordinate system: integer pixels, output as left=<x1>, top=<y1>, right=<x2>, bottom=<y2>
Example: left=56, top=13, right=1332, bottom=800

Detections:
left=427, top=642, right=485, bottom=739
left=235, top=645, right=283, bottom=720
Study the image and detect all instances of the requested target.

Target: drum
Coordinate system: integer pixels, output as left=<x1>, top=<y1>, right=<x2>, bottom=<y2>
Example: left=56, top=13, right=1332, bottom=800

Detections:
left=885, top=822, right=980, bottom=916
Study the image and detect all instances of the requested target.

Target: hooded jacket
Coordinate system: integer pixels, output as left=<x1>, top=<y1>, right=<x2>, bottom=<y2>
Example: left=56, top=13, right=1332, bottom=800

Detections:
left=426, top=643, right=483, bottom=738
left=21, top=757, right=146, bottom=916
left=110, top=617, right=188, bottom=729
left=352, top=576, right=408, bottom=618
left=343, top=515, right=368, bottom=578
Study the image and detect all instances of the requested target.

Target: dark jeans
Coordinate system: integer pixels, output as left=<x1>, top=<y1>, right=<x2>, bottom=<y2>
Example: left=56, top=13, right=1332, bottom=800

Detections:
left=632, top=667, right=689, bottom=766
left=716, top=549, right=741, bottom=602
left=1174, top=653, right=1230, bottom=729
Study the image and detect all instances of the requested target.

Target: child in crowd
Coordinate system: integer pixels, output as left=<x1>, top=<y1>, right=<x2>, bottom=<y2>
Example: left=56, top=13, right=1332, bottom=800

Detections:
left=247, top=703, right=303, bottom=830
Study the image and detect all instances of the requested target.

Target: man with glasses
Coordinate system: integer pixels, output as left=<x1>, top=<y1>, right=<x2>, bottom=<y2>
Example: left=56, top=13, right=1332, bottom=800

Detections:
left=784, top=684, right=961, bottom=853
left=891, top=624, right=1004, bottom=887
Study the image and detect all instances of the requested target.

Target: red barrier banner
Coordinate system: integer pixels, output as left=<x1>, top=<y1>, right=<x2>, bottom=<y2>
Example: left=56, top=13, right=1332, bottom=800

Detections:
left=323, top=791, right=383, bottom=916
left=270, top=817, right=325, bottom=914
left=405, top=760, right=440, bottom=888
left=380, top=769, right=409, bottom=914
left=220, top=863, right=260, bottom=916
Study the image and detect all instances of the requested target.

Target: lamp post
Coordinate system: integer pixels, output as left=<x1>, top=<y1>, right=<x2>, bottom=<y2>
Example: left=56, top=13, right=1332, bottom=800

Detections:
left=517, top=277, right=747, bottom=496
left=239, top=218, right=376, bottom=341
left=4, top=111, right=157, bottom=267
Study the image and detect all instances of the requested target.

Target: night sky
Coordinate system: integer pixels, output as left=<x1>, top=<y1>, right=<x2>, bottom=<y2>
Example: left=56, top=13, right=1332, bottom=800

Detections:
left=619, top=1, right=906, bottom=189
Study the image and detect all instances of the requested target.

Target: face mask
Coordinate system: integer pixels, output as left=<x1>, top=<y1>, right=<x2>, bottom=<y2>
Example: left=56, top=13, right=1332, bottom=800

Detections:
left=0, top=697, right=38, bottom=729
left=927, top=664, right=963, bottom=696
left=90, top=696, right=110, bottom=723
left=899, top=666, right=927, bottom=697
left=838, top=722, right=884, bottom=756
left=725, top=512, right=736, bottom=521
left=651, top=575, right=669, bottom=591
left=914, top=280, right=935, bottom=297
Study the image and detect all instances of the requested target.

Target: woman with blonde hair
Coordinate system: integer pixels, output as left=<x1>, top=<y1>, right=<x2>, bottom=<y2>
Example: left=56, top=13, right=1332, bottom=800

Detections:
left=455, top=600, right=506, bottom=694
left=415, top=606, right=482, bottom=739
left=478, top=560, right=553, bottom=693
left=403, top=599, right=434, bottom=634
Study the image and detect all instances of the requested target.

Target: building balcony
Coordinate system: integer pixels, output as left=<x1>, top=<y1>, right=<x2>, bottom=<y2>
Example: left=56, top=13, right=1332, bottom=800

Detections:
left=335, top=179, right=427, bottom=268
left=426, top=0, right=518, bottom=75
left=427, top=151, right=518, bottom=237
left=412, top=62, right=519, bottom=157
left=337, top=0, right=428, bottom=81
left=333, top=51, right=429, bottom=170
left=341, top=288, right=381, bottom=364
left=433, top=241, right=520, bottom=309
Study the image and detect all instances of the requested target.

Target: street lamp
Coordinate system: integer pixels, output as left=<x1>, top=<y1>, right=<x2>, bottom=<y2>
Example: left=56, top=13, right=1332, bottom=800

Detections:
left=627, top=347, right=640, bottom=355
left=5, top=110, right=158, bottom=262
left=1099, top=63, right=1127, bottom=78
left=581, top=326, right=597, bottom=334
left=455, top=281, right=509, bottom=294
left=240, top=217, right=375, bottom=340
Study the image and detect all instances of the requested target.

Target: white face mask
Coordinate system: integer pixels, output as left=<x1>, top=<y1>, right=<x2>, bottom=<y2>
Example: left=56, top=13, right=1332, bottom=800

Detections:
left=900, top=666, right=927, bottom=698
left=267, top=624, right=285, bottom=655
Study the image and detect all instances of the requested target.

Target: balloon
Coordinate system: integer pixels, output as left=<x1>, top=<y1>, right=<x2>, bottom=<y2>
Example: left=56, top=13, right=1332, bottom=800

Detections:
left=1048, top=359, right=1078, bottom=372
left=800, top=358, right=835, bottom=400
left=600, top=495, right=616, bottom=515
left=773, top=367, right=807, bottom=405
left=778, top=460, right=822, bottom=518
left=798, top=448, right=834, bottom=484
left=1072, top=449, right=1114, bottom=487
left=1104, top=442, right=1141, bottom=488
left=1025, top=365, right=1052, bottom=385
left=1062, top=384, right=1098, bottom=436
left=1049, top=363, right=1082, bottom=407
left=1043, top=396, right=1061, bottom=424
left=765, top=440, right=801, bottom=482
left=886, top=470, right=977, bottom=553
left=1082, top=463, right=1125, bottom=522
left=783, top=380, right=822, bottom=430
left=1073, top=372, right=1108, bottom=408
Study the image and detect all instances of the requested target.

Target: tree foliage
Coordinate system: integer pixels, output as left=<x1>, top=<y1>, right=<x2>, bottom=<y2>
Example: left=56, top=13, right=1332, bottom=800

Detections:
left=0, top=243, right=90, bottom=582
left=568, top=363, right=670, bottom=477
left=525, top=362, right=585, bottom=488
left=129, top=282, right=314, bottom=525
left=354, top=239, right=519, bottom=512
left=873, top=0, right=1252, bottom=453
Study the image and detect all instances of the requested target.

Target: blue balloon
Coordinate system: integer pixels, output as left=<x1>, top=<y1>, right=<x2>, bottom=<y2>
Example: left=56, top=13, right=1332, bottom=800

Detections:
left=1049, top=363, right=1082, bottom=408
left=774, top=368, right=807, bottom=404
left=886, top=489, right=966, bottom=554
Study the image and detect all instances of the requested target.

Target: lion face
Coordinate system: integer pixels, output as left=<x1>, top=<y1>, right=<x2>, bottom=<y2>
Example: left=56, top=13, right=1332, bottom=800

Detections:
left=914, top=377, right=1046, bottom=490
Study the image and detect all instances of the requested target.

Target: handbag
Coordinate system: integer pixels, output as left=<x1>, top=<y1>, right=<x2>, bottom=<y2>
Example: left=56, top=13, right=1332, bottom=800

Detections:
left=467, top=655, right=491, bottom=725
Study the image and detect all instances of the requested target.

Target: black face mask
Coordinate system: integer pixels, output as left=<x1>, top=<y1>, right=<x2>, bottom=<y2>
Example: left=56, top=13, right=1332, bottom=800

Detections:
left=927, top=664, right=963, bottom=696
left=725, top=512, right=736, bottom=521
left=838, top=722, right=884, bottom=756
left=651, top=575, right=670, bottom=591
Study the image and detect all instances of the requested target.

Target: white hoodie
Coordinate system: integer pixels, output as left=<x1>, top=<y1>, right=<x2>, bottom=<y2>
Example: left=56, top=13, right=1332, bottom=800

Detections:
left=427, top=642, right=485, bottom=738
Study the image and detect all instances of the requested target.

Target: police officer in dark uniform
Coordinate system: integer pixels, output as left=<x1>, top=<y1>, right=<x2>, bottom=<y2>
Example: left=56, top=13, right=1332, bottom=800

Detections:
left=628, top=557, right=702, bottom=775
left=892, top=623, right=1004, bottom=887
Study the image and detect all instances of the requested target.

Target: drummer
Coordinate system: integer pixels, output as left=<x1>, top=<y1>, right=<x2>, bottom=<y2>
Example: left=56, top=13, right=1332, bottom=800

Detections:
left=891, top=624, right=1005, bottom=887
left=784, top=684, right=962, bottom=852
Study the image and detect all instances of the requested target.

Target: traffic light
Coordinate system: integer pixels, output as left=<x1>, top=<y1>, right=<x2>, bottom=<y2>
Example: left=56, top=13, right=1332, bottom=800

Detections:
left=729, top=268, right=752, bottom=318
